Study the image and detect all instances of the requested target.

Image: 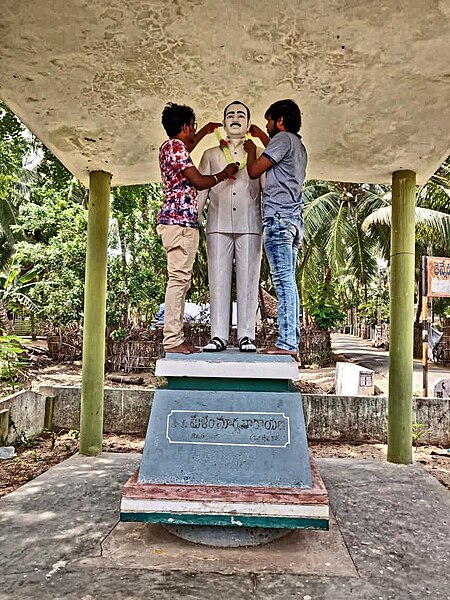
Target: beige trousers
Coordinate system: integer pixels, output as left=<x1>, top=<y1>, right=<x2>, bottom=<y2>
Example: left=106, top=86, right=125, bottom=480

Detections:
left=207, top=232, right=262, bottom=343
left=157, top=224, right=199, bottom=349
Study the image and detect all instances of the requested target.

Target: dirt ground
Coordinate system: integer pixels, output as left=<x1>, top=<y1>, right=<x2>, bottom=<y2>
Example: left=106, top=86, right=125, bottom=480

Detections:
left=0, top=343, right=448, bottom=499
left=1, top=431, right=449, bottom=500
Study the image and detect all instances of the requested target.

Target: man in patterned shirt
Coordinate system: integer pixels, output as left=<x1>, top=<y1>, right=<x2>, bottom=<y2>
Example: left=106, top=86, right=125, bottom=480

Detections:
left=157, top=103, right=238, bottom=355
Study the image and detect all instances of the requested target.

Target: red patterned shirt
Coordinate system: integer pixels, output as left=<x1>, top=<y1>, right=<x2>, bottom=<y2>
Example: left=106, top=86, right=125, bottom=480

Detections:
left=157, top=139, right=198, bottom=227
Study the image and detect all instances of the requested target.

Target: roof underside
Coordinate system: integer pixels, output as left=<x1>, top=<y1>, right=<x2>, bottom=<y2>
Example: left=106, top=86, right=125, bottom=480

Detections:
left=1, top=0, right=449, bottom=186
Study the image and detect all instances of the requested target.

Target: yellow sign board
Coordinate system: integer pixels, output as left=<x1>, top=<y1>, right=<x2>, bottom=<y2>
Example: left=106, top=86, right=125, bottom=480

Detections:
left=427, top=257, right=450, bottom=298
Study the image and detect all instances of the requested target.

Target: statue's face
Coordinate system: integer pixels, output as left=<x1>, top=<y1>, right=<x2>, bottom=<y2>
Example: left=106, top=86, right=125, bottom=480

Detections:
left=224, top=103, right=249, bottom=139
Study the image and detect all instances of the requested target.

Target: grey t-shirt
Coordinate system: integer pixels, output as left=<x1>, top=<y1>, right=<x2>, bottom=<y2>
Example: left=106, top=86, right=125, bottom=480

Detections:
left=262, top=132, right=307, bottom=219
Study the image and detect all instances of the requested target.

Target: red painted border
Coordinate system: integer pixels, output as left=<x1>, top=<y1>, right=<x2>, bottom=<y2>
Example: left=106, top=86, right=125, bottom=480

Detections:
left=122, top=452, right=328, bottom=506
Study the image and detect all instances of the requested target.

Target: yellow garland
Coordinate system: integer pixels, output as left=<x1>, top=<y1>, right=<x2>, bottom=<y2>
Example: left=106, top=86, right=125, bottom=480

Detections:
left=214, top=128, right=250, bottom=172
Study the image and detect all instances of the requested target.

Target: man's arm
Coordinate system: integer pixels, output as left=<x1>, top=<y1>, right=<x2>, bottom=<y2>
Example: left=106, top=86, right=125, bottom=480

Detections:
left=186, top=122, right=221, bottom=152
left=196, top=153, right=211, bottom=213
left=182, top=163, right=238, bottom=191
left=248, top=124, right=270, bottom=147
left=244, top=139, right=273, bottom=180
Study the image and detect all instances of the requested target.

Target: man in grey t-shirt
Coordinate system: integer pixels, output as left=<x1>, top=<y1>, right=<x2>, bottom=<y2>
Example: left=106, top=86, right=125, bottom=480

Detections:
left=245, top=99, right=307, bottom=357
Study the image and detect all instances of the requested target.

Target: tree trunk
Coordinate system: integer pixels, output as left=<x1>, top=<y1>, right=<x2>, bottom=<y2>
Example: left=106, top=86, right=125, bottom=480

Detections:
left=415, top=276, right=423, bottom=323
left=31, top=313, right=36, bottom=340
left=0, top=303, right=14, bottom=334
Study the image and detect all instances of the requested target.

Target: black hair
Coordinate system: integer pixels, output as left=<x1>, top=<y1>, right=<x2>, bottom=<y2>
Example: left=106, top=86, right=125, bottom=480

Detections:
left=223, top=100, right=250, bottom=121
left=161, top=102, right=195, bottom=137
left=264, top=99, right=301, bottom=134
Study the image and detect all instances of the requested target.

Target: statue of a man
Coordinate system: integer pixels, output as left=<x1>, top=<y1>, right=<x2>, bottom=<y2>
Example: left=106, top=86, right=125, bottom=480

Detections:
left=197, top=101, right=264, bottom=352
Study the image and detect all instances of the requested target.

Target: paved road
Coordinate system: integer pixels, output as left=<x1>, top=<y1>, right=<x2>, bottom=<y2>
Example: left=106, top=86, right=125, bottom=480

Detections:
left=331, top=333, right=450, bottom=395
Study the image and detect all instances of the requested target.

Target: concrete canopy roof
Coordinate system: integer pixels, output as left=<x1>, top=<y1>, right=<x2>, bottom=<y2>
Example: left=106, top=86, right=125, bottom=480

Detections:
left=1, top=0, right=449, bottom=187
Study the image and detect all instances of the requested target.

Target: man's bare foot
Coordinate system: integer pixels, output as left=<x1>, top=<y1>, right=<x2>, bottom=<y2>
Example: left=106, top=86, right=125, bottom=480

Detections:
left=259, top=345, right=298, bottom=360
left=165, top=342, right=196, bottom=355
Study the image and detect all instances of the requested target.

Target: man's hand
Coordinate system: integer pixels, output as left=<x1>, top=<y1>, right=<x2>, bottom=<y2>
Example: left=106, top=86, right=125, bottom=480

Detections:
left=223, top=163, right=239, bottom=179
left=191, top=122, right=222, bottom=151
left=196, top=122, right=222, bottom=138
left=245, top=139, right=273, bottom=179
left=244, top=139, right=257, bottom=155
left=183, top=162, right=238, bottom=190
left=248, top=124, right=269, bottom=147
left=204, top=122, right=222, bottom=133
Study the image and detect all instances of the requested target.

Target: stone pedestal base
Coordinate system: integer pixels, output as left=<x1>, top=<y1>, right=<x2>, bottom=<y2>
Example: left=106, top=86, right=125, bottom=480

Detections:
left=120, top=352, right=329, bottom=545
left=162, top=524, right=291, bottom=547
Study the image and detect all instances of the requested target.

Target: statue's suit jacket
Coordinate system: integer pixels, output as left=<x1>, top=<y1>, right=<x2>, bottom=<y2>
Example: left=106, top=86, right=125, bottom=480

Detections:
left=197, top=144, right=264, bottom=233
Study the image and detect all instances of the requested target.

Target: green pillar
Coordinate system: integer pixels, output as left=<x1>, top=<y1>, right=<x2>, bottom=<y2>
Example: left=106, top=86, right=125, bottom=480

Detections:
left=79, top=171, right=111, bottom=456
left=387, top=170, right=416, bottom=464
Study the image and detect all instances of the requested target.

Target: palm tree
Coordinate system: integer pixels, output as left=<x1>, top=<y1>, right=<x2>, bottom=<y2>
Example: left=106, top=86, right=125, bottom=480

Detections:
left=362, top=156, right=450, bottom=321
left=0, top=260, right=40, bottom=333
left=362, top=157, right=450, bottom=252
left=299, top=180, right=390, bottom=325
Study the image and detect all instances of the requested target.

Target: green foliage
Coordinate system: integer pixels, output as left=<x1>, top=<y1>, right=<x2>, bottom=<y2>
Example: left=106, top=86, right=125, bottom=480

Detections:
left=16, top=432, right=37, bottom=450
left=0, top=258, right=42, bottom=320
left=362, top=156, right=450, bottom=311
left=10, top=178, right=171, bottom=329
left=110, top=328, right=127, bottom=341
left=0, top=334, right=28, bottom=391
left=107, top=184, right=168, bottom=327
left=12, top=190, right=88, bottom=325
left=0, top=103, right=30, bottom=181
left=155, top=376, right=168, bottom=388
left=0, top=105, right=90, bottom=327
left=412, top=419, right=431, bottom=447
left=299, top=180, right=390, bottom=324
left=191, top=220, right=210, bottom=299
left=432, top=298, right=450, bottom=320
left=302, top=181, right=388, bottom=292
left=357, top=271, right=390, bottom=325
left=358, top=295, right=390, bottom=326
left=304, top=289, right=346, bottom=329
left=0, top=101, right=34, bottom=268
left=36, top=146, right=75, bottom=191
left=9, top=417, right=37, bottom=449
left=308, top=350, right=333, bottom=368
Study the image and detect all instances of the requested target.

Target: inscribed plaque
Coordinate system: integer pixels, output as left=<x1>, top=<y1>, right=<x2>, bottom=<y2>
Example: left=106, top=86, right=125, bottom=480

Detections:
left=138, top=389, right=312, bottom=489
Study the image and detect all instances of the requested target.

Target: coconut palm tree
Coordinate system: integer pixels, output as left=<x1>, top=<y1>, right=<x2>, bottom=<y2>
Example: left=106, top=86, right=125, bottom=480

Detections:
left=362, top=156, right=450, bottom=321
left=362, top=157, right=450, bottom=256
left=299, top=180, right=390, bottom=326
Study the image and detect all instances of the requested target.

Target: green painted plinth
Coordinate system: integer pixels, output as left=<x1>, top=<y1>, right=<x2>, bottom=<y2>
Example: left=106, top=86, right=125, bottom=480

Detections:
left=167, top=377, right=297, bottom=392
left=121, top=512, right=329, bottom=530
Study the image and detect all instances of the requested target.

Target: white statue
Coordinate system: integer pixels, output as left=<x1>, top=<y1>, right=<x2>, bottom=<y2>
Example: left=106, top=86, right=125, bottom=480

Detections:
left=197, top=101, right=264, bottom=352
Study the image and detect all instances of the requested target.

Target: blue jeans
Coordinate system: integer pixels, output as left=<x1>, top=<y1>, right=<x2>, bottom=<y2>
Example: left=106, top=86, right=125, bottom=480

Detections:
left=262, top=216, right=303, bottom=351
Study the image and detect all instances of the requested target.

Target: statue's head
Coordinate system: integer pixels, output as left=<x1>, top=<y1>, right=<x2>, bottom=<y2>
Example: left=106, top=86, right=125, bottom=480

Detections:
left=223, top=101, right=250, bottom=139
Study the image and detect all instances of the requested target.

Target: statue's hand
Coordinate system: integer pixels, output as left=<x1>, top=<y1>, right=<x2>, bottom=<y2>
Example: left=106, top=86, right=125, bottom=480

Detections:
left=244, top=139, right=256, bottom=154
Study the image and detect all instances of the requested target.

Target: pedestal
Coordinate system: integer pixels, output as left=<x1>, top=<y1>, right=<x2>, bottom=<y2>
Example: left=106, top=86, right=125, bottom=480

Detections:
left=120, top=350, right=329, bottom=546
